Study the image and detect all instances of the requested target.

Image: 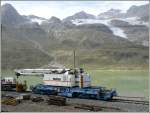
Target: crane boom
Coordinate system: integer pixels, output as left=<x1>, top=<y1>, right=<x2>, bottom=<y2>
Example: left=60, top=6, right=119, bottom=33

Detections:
left=14, top=68, right=70, bottom=77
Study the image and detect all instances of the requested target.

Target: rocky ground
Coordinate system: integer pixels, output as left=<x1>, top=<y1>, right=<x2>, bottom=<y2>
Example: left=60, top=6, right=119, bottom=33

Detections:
left=1, top=91, right=149, bottom=112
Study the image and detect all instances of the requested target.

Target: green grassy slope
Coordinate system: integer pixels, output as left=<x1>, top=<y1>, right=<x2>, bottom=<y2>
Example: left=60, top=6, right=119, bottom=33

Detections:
left=1, top=26, right=53, bottom=69
left=50, top=48, right=148, bottom=70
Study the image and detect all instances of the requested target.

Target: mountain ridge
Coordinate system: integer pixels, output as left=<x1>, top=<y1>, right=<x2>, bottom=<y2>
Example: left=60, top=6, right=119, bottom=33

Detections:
left=1, top=3, right=29, bottom=26
left=1, top=3, right=149, bottom=69
left=63, top=11, right=96, bottom=21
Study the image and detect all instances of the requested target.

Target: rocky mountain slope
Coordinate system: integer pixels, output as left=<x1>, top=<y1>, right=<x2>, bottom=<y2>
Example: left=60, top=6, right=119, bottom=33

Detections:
left=1, top=25, right=53, bottom=69
left=1, top=4, right=28, bottom=26
left=97, top=3, right=149, bottom=46
left=1, top=3, right=149, bottom=69
left=63, top=11, right=96, bottom=21
left=126, top=4, right=149, bottom=18
left=1, top=4, right=53, bottom=69
left=98, top=9, right=125, bottom=19
left=98, top=4, right=149, bottom=21
left=24, top=15, right=48, bottom=24
left=110, top=19, right=149, bottom=46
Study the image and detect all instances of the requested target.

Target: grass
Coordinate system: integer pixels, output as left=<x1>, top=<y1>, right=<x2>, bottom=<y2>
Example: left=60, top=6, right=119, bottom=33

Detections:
left=1, top=69, right=149, bottom=98
left=88, top=70, right=149, bottom=98
left=55, top=48, right=149, bottom=70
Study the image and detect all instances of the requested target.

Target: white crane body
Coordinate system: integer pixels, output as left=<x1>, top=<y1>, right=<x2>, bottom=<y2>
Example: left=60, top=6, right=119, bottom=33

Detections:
left=15, top=68, right=91, bottom=87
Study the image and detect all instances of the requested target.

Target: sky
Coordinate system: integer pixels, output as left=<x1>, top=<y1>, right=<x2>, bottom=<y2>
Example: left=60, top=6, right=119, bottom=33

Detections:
left=1, top=1, right=149, bottom=19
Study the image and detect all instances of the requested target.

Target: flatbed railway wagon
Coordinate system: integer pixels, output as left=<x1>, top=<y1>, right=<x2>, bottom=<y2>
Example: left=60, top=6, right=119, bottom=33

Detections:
left=1, top=77, right=16, bottom=91
left=31, top=84, right=117, bottom=100
left=15, top=68, right=117, bottom=100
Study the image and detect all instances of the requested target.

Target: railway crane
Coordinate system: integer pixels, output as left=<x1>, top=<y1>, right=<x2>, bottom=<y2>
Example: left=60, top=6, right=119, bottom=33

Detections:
left=14, top=68, right=117, bottom=100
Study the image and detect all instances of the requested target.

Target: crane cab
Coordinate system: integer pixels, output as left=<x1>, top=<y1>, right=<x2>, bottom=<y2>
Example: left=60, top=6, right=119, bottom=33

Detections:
left=43, top=68, right=91, bottom=88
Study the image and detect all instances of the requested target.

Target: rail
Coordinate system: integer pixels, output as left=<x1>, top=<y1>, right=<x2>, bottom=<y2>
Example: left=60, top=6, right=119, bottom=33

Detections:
left=112, top=96, right=149, bottom=105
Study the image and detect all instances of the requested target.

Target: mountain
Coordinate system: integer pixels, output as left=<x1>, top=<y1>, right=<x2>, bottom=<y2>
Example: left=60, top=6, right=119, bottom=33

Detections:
left=110, top=19, right=149, bottom=46
left=63, top=11, right=96, bottom=21
left=139, top=16, right=149, bottom=22
left=40, top=16, right=134, bottom=49
left=98, top=9, right=125, bottom=19
left=98, top=4, right=149, bottom=20
left=125, top=4, right=149, bottom=23
left=40, top=16, right=65, bottom=33
left=97, top=4, right=149, bottom=47
left=110, top=20, right=130, bottom=27
left=49, top=16, right=61, bottom=23
left=1, top=3, right=148, bottom=69
left=126, top=4, right=149, bottom=18
left=28, top=15, right=47, bottom=20
left=53, top=25, right=133, bottom=49
left=76, top=23, right=113, bottom=33
left=1, top=25, right=53, bottom=69
left=1, top=3, right=28, bottom=26
left=1, top=4, right=54, bottom=69
left=25, top=15, right=48, bottom=24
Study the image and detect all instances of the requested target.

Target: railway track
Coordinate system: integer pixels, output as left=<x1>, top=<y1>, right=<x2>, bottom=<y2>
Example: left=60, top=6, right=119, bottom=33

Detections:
left=74, top=104, right=124, bottom=112
left=2, top=91, right=149, bottom=105
left=112, top=97, right=149, bottom=105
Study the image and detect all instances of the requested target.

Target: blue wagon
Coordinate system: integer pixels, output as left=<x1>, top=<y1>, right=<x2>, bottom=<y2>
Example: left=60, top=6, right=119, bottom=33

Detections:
left=31, top=84, right=117, bottom=100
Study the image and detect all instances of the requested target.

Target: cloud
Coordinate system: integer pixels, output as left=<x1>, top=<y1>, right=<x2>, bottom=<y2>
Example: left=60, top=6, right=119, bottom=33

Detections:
left=1, top=1, right=149, bottom=19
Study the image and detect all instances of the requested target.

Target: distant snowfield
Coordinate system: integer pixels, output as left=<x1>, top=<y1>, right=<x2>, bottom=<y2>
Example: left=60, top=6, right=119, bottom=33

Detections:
left=71, top=17, right=148, bottom=39
left=27, top=17, right=148, bottom=39
left=30, top=18, right=46, bottom=24
left=72, top=19, right=128, bottom=38
left=120, top=17, right=149, bottom=26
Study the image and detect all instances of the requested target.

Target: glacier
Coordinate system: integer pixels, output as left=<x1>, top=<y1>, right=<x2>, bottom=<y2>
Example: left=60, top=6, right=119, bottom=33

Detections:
left=72, top=19, right=128, bottom=38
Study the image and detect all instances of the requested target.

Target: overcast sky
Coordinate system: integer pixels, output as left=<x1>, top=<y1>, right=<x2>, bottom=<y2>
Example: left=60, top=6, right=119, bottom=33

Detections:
left=1, top=1, right=149, bottom=19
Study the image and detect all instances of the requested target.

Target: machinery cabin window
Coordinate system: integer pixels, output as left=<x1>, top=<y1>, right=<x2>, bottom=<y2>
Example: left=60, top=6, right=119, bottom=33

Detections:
left=53, top=78, right=61, bottom=81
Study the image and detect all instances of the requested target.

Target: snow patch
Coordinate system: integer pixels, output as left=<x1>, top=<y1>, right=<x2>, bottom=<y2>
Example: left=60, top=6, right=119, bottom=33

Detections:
left=71, top=17, right=149, bottom=39
left=30, top=18, right=45, bottom=24
left=72, top=19, right=108, bottom=25
left=109, top=26, right=127, bottom=38
left=119, top=17, right=149, bottom=27
left=72, top=19, right=127, bottom=38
